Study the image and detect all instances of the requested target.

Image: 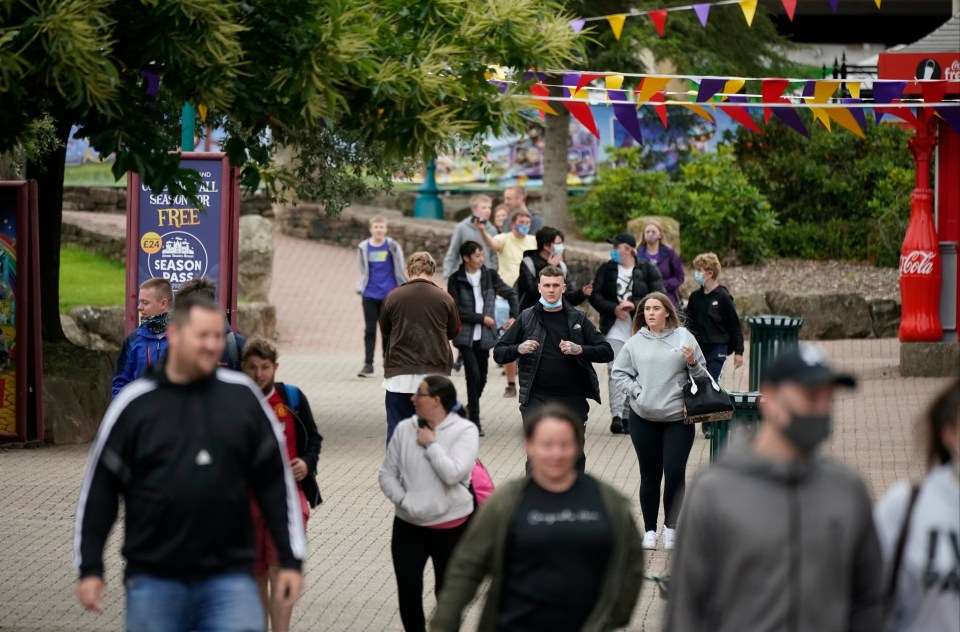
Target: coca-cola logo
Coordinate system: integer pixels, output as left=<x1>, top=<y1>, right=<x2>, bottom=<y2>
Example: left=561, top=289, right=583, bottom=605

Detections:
left=899, top=251, right=936, bottom=276
left=945, top=60, right=960, bottom=82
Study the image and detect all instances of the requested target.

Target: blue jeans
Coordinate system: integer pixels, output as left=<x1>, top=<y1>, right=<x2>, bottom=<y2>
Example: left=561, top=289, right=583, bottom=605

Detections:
left=385, top=390, right=416, bottom=444
left=125, top=573, right=263, bottom=632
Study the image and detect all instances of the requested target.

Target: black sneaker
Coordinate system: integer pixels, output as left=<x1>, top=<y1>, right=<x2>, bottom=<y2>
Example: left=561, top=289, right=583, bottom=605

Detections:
left=477, top=424, right=486, bottom=437
left=621, top=417, right=630, bottom=435
left=453, top=354, right=464, bottom=372
left=610, top=416, right=623, bottom=434
left=358, top=363, right=373, bottom=377
left=703, top=426, right=713, bottom=439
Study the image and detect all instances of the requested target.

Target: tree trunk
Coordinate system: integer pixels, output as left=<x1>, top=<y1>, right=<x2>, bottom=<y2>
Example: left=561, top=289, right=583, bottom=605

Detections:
left=25, top=117, right=72, bottom=343
left=541, top=95, right=570, bottom=231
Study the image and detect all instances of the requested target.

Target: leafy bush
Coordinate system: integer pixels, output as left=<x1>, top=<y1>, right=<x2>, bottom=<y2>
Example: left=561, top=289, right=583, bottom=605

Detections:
left=570, top=146, right=777, bottom=264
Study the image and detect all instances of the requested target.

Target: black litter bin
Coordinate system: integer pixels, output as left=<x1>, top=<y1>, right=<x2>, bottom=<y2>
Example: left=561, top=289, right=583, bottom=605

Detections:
left=710, top=392, right=763, bottom=462
left=746, top=315, right=803, bottom=391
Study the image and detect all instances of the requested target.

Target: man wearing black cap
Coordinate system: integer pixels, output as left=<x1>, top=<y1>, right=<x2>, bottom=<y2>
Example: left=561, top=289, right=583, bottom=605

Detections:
left=588, top=232, right=664, bottom=435
left=664, top=346, right=883, bottom=632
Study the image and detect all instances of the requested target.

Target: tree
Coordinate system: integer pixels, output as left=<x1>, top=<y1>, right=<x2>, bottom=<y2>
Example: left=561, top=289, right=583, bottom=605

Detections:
left=0, top=0, right=580, bottom=341
left=538, top=0, right=795, bottom=230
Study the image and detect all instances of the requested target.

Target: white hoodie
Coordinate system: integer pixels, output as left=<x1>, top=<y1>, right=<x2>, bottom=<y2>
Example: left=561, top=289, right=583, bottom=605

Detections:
left=874, top=464, right=960, bottom=632
left=379, top=413, right=479, bottom=526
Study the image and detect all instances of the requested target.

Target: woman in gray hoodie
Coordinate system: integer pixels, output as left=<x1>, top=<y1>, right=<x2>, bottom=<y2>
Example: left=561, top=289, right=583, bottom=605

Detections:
left=610, top=291, right=708, bottom=551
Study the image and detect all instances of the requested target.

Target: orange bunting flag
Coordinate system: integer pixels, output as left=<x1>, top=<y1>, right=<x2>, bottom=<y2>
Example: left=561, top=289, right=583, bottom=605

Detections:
left=649, top=10, right=668, bottom=37
left=635, top=76, right=672, bottom=106
left=827, top=108, right=865, bottom=138
left=738, top=0, right=758, bottom=27
left=607, top=14, right=627, bottom=40
left=680, top=103, right=715, bottom=123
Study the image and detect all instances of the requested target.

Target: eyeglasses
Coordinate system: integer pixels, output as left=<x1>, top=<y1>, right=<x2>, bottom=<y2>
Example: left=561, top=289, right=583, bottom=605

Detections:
left=413, top=391, right=433, bottom=398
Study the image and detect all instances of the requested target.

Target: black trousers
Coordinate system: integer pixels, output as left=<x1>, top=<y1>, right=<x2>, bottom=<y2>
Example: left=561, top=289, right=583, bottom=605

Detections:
left=391, top=516, right=469, bottom=632
left=362, top=296, right=385, bottom=364
left=628, top=411, right=695, bottom=531
left=457, top=342, right=489, bottom=425
left=520, top=392, right=589, bottom=473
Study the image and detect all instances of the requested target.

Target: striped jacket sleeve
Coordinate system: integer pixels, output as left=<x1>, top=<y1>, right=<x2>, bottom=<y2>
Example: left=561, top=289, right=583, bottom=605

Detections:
left=74, top=380, right=155, bottom=579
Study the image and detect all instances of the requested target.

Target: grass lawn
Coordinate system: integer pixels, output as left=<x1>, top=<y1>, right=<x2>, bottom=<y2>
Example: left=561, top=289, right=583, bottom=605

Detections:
left=59, top=247, right=126, bottom=313
left=63, top=163, right=123, bottom=187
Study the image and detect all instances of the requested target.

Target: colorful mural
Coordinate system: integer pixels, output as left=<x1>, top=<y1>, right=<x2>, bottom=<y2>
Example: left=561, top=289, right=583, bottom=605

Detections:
left=0, top=204, right=17, bottom=435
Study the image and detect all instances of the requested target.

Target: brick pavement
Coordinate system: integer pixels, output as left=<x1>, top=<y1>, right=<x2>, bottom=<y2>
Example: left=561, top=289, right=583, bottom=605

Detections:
left=0, top=229, right=952, bottom=631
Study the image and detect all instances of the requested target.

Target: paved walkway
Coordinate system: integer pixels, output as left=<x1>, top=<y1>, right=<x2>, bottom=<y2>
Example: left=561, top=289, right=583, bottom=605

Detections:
left=0, top=230, right=952, bottom=631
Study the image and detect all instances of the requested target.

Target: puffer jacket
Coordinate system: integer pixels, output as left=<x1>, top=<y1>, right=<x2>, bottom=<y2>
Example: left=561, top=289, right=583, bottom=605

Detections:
left=589, top=260, right=665, bottom=335
left=493, top=303, right=612, bottom=405
left=447, top=265, right=518, bottom=350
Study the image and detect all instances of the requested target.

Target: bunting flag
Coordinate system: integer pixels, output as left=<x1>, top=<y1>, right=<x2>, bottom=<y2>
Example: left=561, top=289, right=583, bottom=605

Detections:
left=635, top=76, right=672, bottom=105
left=762, top=78, right=809, bottom=136
left=576, top=73, right=608, bottom=93
left=781, top=0, right=798, bottom=21
left=141, top=70, right=161, bottom=97
left=649, top=10, right=668, bottom=37
left=827, top=107, right=865, bottom=137
left=842, top=98, right=868, bottom=132
left=873, top=80, right=906, bottom=123
left=846, top=81, right=861, bottom=99
left=526, top=83, right=558, bottom=116
left=607, top=14, right=626, bottom=40
left=828, top=0, right=839, bottom=12
left=198, top=104, right=208, bottom=123
left=681, top=103, right=715, bottom=123
left=738, top=0, right=757, bottom=27
left=723, top=78, right=746, bottom=96
left=569, top=18, right=586, bottom=33
left=725, top=95, right=762, bottom=133
left=609, top=89, right=644, bottom=144
left=604, top=75, right=625, bottom=91
left=650, top=92, right=668, bottom=128
left=874, top=0, right=881, bottom=7
left=936, top=107, right=960, bottom=134
left=921, top=81, right=949, bottom=107
left=696, top=78, right=728, bottom=103
left=693, top=3, right=711, bottom=28
left=562, top=74, right=600, bottom=138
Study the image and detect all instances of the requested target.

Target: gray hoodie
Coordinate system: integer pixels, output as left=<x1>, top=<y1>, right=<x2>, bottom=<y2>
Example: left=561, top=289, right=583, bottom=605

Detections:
left=664, top=441, right=884, bottom=632
left=610, top=326, right=708, bottom=422
left=442, top=218, right=499, bottom=279
left=356, top=237, right=407, bottom=295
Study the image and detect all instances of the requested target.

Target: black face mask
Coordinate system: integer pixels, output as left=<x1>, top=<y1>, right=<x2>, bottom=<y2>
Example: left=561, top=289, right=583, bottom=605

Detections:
left=781, top=413, right=832, bottom=455
left=141, top=312, right=169, bottom=335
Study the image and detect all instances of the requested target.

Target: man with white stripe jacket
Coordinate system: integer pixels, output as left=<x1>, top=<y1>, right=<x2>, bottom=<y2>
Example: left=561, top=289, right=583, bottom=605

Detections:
left=74, top=295, right=305, bottom=629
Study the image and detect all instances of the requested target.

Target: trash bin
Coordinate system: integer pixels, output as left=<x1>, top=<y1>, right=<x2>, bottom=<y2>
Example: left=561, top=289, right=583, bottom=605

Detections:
left=710, top=392, right=763, bottom=462
left=747, top=315, right=803, bottom=391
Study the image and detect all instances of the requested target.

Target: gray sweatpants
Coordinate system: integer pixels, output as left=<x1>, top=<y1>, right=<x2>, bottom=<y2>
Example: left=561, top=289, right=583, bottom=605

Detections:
left=606, top=336, right=630, bottom=421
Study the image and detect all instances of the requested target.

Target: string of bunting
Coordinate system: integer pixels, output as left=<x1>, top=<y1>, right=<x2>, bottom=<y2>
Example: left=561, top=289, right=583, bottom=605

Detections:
left=495, top=70, right=960, bottom=142
left=570, top=0, right=883, bottom=39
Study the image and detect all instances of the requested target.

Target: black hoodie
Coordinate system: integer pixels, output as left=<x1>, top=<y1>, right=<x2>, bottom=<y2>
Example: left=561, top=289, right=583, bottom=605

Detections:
left=75, top=362, right=306, bottom=581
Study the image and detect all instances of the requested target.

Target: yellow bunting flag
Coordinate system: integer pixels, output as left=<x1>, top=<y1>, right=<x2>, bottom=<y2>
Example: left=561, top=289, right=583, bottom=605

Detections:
left=812, top=80, right=841, bottom=103
left=522, top=98, right=558, bottom=116
left=605, top=75, right=625, bottom=91
left=874, top=0, right=881, bottom=7
left=607, top=14, right=627, bottom=40
left=636, top=77, right=672, bottom=106
left=846, top=82, right=861, bottom=99
left=722, top=78, right=746, bottom=99
left=827, top=108, right=865, bottom=138
left=680, top=103, right=715, bottom=123
left=198, top=104, right=208, bottom=123
left=738, top=0, right=758, bottom=27
left=810, top=108, right=831, bottom=130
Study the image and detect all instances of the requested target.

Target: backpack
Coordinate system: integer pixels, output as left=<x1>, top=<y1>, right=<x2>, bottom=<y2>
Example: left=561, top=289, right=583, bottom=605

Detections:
left=467, top=458, right=494, bottom=509
left=226, top=331, right=240, bottom=369
left=283, top=383, right=301, bottom=414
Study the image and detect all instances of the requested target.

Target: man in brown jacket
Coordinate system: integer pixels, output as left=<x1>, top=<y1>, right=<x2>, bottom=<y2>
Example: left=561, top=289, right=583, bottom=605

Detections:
left=379, top=251, right=460, bottom=442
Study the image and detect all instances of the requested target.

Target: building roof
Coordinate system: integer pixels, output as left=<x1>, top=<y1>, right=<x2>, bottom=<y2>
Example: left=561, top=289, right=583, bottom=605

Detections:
left=899, top=12, right=960, bottom=53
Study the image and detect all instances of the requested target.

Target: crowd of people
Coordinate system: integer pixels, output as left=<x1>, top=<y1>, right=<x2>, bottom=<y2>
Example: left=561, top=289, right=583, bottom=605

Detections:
left=79, top=186, right=958, bottom=632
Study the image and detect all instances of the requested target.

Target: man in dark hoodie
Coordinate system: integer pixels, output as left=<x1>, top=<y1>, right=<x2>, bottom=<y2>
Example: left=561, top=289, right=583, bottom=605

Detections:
left=664, top=346, right=883, bottom=632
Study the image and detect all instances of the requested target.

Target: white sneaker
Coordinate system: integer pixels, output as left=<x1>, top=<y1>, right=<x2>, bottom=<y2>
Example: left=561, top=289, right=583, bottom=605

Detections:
left=663, top=528, right=677, bottom=551
left=642, top=530, right=657, bottom=550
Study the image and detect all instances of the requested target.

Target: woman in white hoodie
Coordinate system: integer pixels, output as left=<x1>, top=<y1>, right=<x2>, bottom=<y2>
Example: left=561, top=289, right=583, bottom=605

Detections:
left=875, top=378, right=959, bottom=632
left=611, top=291, right=708, bottom=552
left=379, top=376, right=479, bottom=632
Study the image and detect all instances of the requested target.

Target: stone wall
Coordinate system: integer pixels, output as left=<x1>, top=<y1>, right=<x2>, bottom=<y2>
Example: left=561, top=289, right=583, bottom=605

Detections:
left=62, top=186, right=272, bottom=216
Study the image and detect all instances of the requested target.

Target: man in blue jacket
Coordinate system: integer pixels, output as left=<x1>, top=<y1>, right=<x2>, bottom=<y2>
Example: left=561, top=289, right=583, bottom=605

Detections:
left=112, top=278, right=172, bottom=398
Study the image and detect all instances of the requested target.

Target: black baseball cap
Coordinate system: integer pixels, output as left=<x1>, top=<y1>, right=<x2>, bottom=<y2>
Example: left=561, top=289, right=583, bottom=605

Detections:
left=762, top=346, right=856, bottom=389
left=606, top=232, right=637, bottom=248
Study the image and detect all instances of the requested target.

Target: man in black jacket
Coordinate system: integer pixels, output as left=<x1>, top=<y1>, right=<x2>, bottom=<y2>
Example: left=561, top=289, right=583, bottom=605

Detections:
left=242, top=337, right=322, bottom=632
left=516, top=226, right=592, bottom=311
left=494, top=266, right=613, bottom=472
left=75, top=295, right=304, bottom=629
left=447, top=241, right=518, bottom=436
left=589, top=232, right=665, bottom=435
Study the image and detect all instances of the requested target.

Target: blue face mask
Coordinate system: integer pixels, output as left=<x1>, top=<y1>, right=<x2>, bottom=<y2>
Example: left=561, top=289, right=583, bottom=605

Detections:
left=516, top=224, right=530, bottom=236
left=539, top=296, right=563, bottom=309
left=552, top=244, right=565, bottom=256
left=694, top=271, right=705, bottom=285
left=610, top=248, right=622, bottom=263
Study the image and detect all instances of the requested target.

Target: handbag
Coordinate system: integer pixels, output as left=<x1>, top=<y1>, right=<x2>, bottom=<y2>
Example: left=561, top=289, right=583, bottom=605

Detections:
left=683, top=373, right=734, bottom=425
left=465, top=458, right=494, bottom=510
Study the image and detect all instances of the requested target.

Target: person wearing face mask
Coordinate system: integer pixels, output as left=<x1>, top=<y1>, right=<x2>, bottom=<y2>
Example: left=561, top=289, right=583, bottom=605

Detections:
left=664, top=346, right=884, bottom=632
left=874, top=379, right=959, bottom=632
left=685, top=252, right=744, bottom=439
left=589, top=232, right=664, bottom=435
left=516, top=227, right=593, bottom=311
left=494, top=266, right=613, bottom=473
left=474, top=209, right=537, bottom=398
left=639, top=221, right=684, bottom=307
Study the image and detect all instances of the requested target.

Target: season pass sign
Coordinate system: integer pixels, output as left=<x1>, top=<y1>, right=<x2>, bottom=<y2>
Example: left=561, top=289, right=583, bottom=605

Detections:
left=137, top=159, right=222, bottom=296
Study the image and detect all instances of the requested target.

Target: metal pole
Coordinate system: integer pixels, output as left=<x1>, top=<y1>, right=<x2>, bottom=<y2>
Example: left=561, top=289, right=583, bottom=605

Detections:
left=413, top=158, right=444, bottom=219
left=181, top=103, right=196, bottom=152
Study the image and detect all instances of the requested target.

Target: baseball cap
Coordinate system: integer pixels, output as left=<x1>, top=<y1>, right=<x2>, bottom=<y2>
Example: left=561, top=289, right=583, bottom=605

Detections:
left=762, top=346, right=856, bottom=389
left=606, top=232, right=637, bottom=248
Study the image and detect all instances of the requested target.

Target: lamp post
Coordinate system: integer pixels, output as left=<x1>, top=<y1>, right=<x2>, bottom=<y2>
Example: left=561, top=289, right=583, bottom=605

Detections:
left=413, top=158, right=444, bottom=219
left=181, top=103, right=196, bottom=152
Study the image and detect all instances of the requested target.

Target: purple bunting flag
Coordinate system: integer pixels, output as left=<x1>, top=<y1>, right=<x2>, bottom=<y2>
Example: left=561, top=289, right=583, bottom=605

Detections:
left=936, top=107, right=960, bottom=135
left=802, top=80, right=816, bottom=98
left=521, top=71, right=550, bottom=85
left=841, top=98, right=868, bottom=130
left=872, top=80, right=907, bottom=123
left=828, top=0, right=839, bottom=12
left=772, top=107, right=810, bottom=137
left=696, top=78, right=728, bottom=103
left=141, top=70, right=160, bottom=98
left=693, top=3, right=711, bottom=27
left=609, top=89, right=643, bottom=145
left=569, top=18, right=586, bottom=33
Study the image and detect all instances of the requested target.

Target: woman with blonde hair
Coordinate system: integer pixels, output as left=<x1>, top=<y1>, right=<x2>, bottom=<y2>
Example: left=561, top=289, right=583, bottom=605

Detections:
left=611, top=291, right=708, bottom=551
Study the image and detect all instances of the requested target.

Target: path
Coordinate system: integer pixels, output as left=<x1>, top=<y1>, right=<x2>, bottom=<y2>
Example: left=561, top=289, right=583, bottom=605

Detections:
left=0, top=228, right=950, bottom=631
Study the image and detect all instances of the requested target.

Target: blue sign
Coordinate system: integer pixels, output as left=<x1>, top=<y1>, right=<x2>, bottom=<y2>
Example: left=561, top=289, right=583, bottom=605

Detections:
left=136, top=159, right=225, bottom=297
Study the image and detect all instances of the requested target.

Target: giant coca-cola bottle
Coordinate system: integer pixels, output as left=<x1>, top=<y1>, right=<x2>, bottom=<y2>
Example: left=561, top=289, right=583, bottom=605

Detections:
left=899, top=180, right=943, bottom=342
